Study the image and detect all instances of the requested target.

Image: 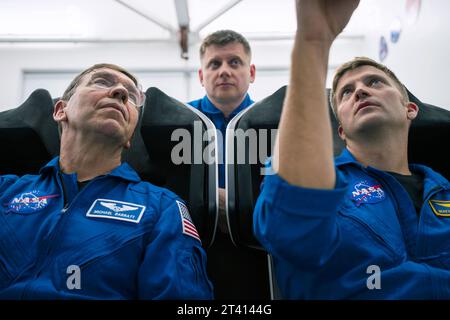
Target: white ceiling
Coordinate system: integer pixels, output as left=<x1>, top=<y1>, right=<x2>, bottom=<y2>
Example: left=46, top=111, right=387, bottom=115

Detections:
left=0, top=0, right=384, bottom=43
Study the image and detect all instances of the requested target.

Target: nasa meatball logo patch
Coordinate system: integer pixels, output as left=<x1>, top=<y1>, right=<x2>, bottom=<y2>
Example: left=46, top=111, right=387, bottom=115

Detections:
left=6, top=190, right=59, bottom=214
left=351, top=179, right=385, bottom=206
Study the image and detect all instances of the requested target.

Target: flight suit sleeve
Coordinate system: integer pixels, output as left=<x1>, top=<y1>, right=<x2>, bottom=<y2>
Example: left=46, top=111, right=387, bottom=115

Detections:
left=137, top=195, right=213, bottom=300
left=253, top=170, right=348, bottom=270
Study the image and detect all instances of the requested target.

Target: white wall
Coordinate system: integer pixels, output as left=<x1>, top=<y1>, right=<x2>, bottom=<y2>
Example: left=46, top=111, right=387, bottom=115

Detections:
left=0, top=0, right=449, bottom=111
left=349, top=0, right=450, bottom=108
left=0, top=38, right=363, bottom=111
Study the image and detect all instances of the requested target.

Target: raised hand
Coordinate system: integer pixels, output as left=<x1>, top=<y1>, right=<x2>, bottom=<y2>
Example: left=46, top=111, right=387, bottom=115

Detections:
left=296, top=0, right=360, bottom=43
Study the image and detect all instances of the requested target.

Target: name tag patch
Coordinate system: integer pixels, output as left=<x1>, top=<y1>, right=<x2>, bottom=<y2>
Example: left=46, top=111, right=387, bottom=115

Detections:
left=429, top=199, right=450, bottom=217
left=86, top=199, right=145, bottom=223
left=351, top=179, right=385, bottom=206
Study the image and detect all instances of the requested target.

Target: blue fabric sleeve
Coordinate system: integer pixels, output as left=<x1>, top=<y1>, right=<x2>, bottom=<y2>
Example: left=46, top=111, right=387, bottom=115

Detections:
left=254, top=171, right=349, bottom=270
left=137, top=195, right=213, bottom=300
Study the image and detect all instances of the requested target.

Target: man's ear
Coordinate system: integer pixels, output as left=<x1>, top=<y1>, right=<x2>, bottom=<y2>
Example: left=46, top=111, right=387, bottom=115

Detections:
left=198, top=68, right=204, bottom=87
left=249, top=64, right=256, bottom=83
left=53, top=100, right=67, bottom=123
left=338, top=124, right=346, bottom=141
left=406, top=102, right=419, bottom=121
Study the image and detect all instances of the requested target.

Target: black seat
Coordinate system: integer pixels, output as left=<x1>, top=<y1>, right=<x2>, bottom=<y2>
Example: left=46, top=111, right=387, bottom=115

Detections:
left=406, top=90, right=450, bottom=180
left=226, top=86, right=288, bottom=251
left=225, top=87, right=288, bottom=299
left=0, top=89, right=59, bottom=176
left=226, top=86, right=450, bottom=298
left=130, top=87, right=218, bottom=248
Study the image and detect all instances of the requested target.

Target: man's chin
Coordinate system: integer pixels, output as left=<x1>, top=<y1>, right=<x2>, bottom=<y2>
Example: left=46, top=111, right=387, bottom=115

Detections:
left=352, top=116, right=390, bottom=135
left=215, top=94, right=241, bottom=105
left=92, top=122, right=127, bottom=143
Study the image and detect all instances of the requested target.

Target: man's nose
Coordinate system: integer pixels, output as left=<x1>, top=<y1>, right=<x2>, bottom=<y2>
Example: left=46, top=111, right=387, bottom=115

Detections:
left=218, top=64, right=232, bottom=77
left=354, top=85, right=370, bottom=101
left=110, top=84, right=129, bottom=104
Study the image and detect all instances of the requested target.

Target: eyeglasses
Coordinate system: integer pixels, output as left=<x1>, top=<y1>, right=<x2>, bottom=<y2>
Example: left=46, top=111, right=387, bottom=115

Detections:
left=87, top=72, right=146, bottom=108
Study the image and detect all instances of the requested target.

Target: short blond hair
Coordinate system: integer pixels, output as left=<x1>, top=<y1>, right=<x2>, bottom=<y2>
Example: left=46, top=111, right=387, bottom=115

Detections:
left=330, top=57, right=409, bottom=118
left=199, top=30, right=251, bottom=60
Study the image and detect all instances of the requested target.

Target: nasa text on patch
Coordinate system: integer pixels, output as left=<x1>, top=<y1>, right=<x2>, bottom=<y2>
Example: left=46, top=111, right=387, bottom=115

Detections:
left=86, top=199, right=145, bottom=223
left=429, top=199, right=450, bottom=217
left=6, top=191, right=59, bottom=214
left=351, top=179, right=385, bottom=206
left=176, top=200, right=201, bottom=242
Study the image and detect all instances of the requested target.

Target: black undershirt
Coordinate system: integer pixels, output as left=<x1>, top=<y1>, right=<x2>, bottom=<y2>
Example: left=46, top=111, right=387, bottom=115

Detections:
left=388, top=171, right=424, bottom=216
left=77, top=180, right=91, bottom=191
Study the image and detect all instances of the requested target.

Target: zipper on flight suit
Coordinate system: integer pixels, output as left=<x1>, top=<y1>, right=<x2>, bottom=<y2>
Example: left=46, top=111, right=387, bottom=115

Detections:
left=21, top=172, right=87, bottom=298
left=58, top=172, right=69, bottom=212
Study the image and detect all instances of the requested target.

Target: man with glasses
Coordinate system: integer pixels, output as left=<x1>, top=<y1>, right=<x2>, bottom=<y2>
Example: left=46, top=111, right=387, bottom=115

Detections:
left=0, top=63, right=213, bottom=299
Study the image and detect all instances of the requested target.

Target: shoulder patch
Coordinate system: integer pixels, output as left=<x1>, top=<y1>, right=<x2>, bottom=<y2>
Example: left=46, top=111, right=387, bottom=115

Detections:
left=176, top=200, right=201, bottom=243
left=429, top=199, right=450, bottom=217
left=86, top=199, right=146, bottom=223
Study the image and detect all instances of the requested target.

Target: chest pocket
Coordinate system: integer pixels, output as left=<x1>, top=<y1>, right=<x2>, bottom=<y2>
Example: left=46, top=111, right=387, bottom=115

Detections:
left=55, top=230, right=147, bottom=295
left=338, top=200, right=406, bottom=260
left=416, top=198, right=450, bottom=269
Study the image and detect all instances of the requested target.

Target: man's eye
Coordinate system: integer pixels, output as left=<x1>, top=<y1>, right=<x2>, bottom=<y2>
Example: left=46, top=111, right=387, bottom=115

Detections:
left=129, top=93, right=139, bottom=105
left=341, top=88, right=352, bottom=98
left=230, top=59, right=240, bottom=66
left=93, top=78, right=110, bottom=87
left=210, top=61, right=220, bottom=69
left=369, top=78, right=381, bottom=86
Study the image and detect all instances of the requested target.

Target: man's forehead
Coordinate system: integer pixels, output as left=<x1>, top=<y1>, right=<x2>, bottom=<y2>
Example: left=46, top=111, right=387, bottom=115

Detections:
left=337, top=65, right=389, bottom=88
left=84, top=68, right=135, bottom=85
left=203, top=43, right=248, bottom=60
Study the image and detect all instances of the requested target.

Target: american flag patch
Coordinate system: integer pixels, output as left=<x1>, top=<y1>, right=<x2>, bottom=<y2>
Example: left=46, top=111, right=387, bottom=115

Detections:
left=176, top=200, right=201, bottom=243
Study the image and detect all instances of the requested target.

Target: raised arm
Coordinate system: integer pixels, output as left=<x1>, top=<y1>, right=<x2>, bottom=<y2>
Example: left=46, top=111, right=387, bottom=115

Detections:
left=273, top=0, right=359, bottom=189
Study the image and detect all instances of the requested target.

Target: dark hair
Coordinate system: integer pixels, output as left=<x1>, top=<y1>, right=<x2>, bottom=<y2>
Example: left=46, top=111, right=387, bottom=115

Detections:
left=199, top=30, right=251, bottom=60
left=330, top=57, right=409, bottom=117
left=61, top=63, right=139, bottom=101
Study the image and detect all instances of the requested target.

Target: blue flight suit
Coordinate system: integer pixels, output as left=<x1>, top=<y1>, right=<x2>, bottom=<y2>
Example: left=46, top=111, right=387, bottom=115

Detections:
left=188, top=94, right=254, bottom=188
left=0, top=157, right=213, bottom=299
left=254, top=149, right=450, bottom=299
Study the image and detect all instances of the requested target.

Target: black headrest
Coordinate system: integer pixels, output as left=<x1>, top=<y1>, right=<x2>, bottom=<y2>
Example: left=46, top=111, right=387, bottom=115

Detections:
left=0, top=89, right=59, bottom=175
left=406, top=90, right=450, bottom=179
left=136, top=87, right=211, bottom=195
left=132, top=87, right=217, bottom=247
left=329, top=89, right=450, bottom=179
left=240, top=85, right=450, bottom=178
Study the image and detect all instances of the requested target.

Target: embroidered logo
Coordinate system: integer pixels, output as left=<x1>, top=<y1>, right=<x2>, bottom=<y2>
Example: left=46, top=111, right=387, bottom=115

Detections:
left=176, top=200, right=201, bottom=242
left=351, top=180, right=385, bottom=206
left=86, top=199, right=145, bottom=223
left=429, top=200, right=450, bottom=217
left=6, top=191, right=59, bottom=214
